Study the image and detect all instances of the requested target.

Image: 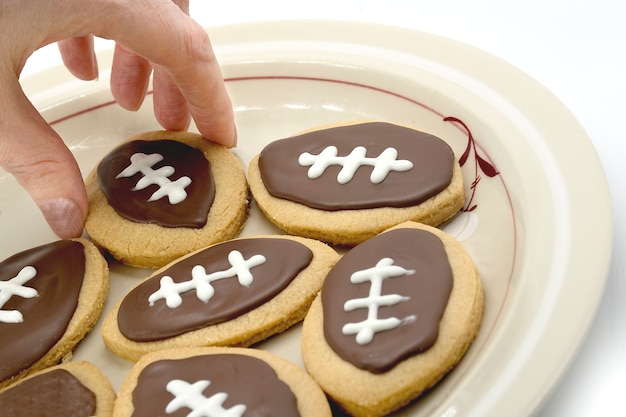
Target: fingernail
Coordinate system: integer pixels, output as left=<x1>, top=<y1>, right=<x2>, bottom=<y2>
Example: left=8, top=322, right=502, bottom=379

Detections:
left=231, top=124, right=238, bottom=148
left=92, top=53, right=100, bottom=81
left=38, top=198, right=85, bottom=238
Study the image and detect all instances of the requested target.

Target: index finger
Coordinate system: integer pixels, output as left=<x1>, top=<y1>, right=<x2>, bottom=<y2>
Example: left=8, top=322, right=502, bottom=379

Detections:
left=92, top=0, right=235, bottom=147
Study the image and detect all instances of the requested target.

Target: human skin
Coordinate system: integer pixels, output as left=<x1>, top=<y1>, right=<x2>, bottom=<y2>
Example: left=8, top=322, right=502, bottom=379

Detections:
left=0, top=0, right=236, bottom=238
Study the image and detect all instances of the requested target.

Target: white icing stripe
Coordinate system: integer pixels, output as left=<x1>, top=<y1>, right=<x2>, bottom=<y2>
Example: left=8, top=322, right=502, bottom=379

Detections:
left=342, top=258, right=416, bottom=345
left=0, top=266, right=38, bottom=323
left=148, top=250, right=266, bottom=308
left=116, top=152, right=191, bottom=204
left=298, top=145, right=413, bottom=184
left=165, top=379, right=246, bottom=417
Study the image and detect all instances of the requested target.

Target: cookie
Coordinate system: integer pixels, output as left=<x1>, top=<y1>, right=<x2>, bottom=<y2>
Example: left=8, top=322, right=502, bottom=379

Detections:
left=0, top=239, right=109, bottom=389
left=85, top=130, right=250, bottom=269
left=248, top=121, right=465, bottom=246
left=301, top=222, right=484, bottom=417
left=114, top=346, right=331, bottom=417
left=102, top=235, right=338, bottom=361
left=0, top=361, right=115, bottom=417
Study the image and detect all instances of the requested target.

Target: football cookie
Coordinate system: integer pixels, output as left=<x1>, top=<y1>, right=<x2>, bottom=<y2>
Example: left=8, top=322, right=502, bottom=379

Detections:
left=101, top=235, right=338, bottom=361
left=0, top=361, right=115, bottom=417
left=248, top=121, right=465, bottom=246
left=113, top=347, right=332, bottom=417
left=301, top=222, right=484, bottom=417
left=0, top=239, right=109, bottom=389
left=85, top=130, right=249, bottom=269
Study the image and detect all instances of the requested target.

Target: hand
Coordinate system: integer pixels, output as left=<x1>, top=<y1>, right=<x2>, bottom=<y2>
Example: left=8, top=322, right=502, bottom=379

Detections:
left=0, top=0, right=235, bottom=238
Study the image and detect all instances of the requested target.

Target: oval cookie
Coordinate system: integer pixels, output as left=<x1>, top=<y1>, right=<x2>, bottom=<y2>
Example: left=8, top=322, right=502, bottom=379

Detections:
left=301, top=222, right=484, bottom=417
left=0, top=361, right=115, bottom=417
left=85, top=130, right=249, bottom=269
left=0, top=239, right=109, bottom=388
left=102, top=235, right=338, bottom=361
left=248, top=122, right=465, bottom=245
left=113, top=347, right=331, bottom=417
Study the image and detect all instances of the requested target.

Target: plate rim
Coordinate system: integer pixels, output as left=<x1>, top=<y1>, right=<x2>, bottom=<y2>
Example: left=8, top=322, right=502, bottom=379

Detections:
left=16, top=19, right=613, bottom=417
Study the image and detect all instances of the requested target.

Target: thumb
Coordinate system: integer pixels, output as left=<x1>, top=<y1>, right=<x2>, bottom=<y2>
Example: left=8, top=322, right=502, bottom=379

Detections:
left=0, top=76, right=87, bottom=238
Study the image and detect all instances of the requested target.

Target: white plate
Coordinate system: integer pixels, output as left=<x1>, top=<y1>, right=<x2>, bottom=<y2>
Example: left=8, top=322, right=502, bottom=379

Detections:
left=5, top=20, right=612, bottom=417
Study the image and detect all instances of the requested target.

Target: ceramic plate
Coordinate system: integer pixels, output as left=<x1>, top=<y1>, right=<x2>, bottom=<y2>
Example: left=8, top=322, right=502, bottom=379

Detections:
left=5, top=20, right=612, bottom=417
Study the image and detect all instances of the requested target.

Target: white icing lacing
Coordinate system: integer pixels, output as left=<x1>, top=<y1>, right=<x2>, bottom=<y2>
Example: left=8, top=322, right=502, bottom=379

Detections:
left=116, top=152, right=192, bottom=204
left=165, top=379, right=246, bottom=417
left=148, top=250, right=266, bottom=308
left=342, top=258, right=416, bottom=345
left=298, top=145, right=413, bottom=184
left=0, top=266, right=38, bottom=323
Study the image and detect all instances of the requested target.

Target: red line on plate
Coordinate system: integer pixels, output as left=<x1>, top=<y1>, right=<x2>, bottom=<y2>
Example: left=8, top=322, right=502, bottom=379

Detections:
left=225, top=75, right=446, bottom=118
left=45, top=73, right=517, bottom=378
left=49, top=99, right=120, bottom=126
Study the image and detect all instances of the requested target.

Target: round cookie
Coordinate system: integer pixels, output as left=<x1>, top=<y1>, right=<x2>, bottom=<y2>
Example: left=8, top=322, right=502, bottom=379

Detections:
left=101, top=235, right=339, bottom=361
left=248, top=121, right=465, bottom=246
left=0, top=239, right=109, bottom=389
left=114, top=346, right=332, bottom=417
left=301, top=222, right=484, bottom=417
left=0, top=361, right=116, bottom=417
left=85, top=130, right=249, bottom=269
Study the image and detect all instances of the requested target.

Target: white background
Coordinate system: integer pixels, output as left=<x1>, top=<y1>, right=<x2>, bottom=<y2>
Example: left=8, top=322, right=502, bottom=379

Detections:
left=22, top=1, right=626, bottom=416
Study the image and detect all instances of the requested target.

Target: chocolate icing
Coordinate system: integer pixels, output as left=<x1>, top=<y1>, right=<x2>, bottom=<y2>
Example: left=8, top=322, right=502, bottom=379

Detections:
left=130, top=354, right=300, bottom=417
left=322, top=228, right=453, bottom=373
left=0, top=369, right=96, bottom=416
left=258, top=122, right=455, bottom=210
left=117, top=238, right=313, bottom=342
left=0, top=240, right=86, bottom=382
left=97, top=139, right=215, bottom=228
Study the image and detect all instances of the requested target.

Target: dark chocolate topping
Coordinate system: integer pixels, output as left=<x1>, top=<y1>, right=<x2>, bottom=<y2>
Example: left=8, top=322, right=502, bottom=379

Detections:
left=322, top=228, right=453, bottom=373
left=0, top=240, right=86, bottom=382
left=258, top=122, right=455, bottom=210
left=130, top=354, right=300, bottom=417
left=97, top=139, right=215, bottom=228
left=0, top=369, right=96, bottom=417
left=117, top=238, right=313, bottom=342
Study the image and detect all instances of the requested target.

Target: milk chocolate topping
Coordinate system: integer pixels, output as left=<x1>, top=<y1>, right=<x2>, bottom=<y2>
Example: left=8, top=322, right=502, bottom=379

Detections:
left=118, top=238, right=313, bottom=342
left=97, top=139, right=215, bottom=228
left=130, top=354, right=300, bottom=417
left=0, top=369, right=96, bottom=417
left=258, top=122, right=455, bottom=210
left=322, top=228, right=453, bottom=373
left=0, top=240, right=86, bottom=382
